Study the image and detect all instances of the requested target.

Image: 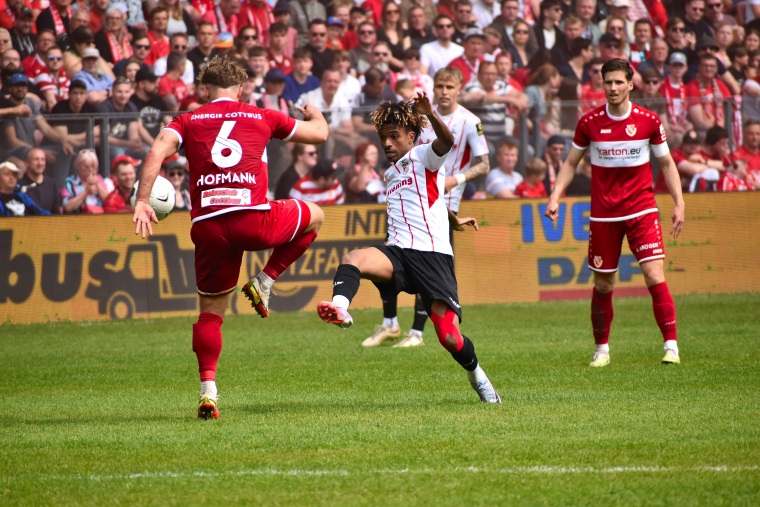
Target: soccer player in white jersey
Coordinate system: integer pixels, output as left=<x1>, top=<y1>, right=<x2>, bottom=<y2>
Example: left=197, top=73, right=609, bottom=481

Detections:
left=545, top=58, right=686, bottom=368
left=362, top=67, right=491, bottom=349
left=316, top=94, right=501, bottom=403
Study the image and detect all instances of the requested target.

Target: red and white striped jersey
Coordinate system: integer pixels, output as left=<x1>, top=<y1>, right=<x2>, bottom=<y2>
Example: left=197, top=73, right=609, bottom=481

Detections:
left=289, top=175, right=345, bottom=205
left=164, top=98, right=297, bottom=223
left=418, top=104, right=489, bottom=212
left=573, top=102, right=669, bottom=222
left=384, top=142, right=452, bottom=255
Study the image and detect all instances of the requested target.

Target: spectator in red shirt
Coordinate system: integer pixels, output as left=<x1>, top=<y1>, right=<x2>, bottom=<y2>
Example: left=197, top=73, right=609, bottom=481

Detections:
left=145, top=6, right=170, bottom=66
left=36, top=45, right=69, bottom=112
left=267, top=22, right=294, bottom=74
left=289, top=158, right=345, bottom=205
left=686, top=54, right=732, bottom=130
left=22, top=29, right=56, bottom=82
left=158, top=51, right=188, bottom=111
left=200, top=0, right=241, bottom=37
left=514, top=158, right=548, bottom=198
left=735, top=120, right=760, bottom=189
left=580, top=57, right=607, bottom=114
left=241, top=0, right=275, bottom=42
left=103, top=155, right=139, bottom=213
left=447, top=27, right=485, bottom=86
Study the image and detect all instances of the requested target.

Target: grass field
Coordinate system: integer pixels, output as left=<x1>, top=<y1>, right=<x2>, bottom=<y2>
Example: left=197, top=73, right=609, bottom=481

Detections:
left=1, top=293, right=759, bottom=506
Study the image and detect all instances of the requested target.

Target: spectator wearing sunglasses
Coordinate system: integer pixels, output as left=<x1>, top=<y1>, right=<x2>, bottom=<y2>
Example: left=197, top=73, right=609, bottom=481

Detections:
left=684, top=34, right=741, bottom=95
left=36, top=45, right=70, bottom=112
left=304, top=19, right=335, bottom=81
left=153, top=33, right=195, bottom=87
left=233, top=26, right=260, bottom=62
left=113, top=34, right=152, bottom=78
left=291, top=0, right=327, bottom=47
left=420, top=14, right=463, bottom=76
left=162, top=156, right=191, bottom=211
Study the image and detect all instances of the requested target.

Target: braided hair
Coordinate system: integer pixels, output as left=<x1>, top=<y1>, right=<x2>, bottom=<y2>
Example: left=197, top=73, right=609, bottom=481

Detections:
left=370, top=100, right=429, bottom=141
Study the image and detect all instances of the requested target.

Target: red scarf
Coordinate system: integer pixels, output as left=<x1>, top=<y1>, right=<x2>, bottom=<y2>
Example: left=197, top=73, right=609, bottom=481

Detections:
left=51, top=4, right=73, bottom=36
left=107, top=29, right=132, bottom=62
left=662, top=76, right=686, bottom=127
left=698, top=78, right=725, bottom=126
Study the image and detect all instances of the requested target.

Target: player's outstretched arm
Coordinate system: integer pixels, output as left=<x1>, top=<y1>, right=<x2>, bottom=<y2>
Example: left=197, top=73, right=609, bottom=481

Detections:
left=133, top=130, right=180, bottom=239
left=657, top=153, right=685, bottom=239
left=545, top=146, right=586, bottom=222
left=448, top=208, right=479, bottom=231
left=413, top=92, right=453, bottom=156
left=291, top=104, right=329, bottom=145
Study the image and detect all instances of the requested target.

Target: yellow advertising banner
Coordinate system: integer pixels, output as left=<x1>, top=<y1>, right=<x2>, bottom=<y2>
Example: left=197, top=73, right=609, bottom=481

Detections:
left=1, top=193, right=758, bottom=324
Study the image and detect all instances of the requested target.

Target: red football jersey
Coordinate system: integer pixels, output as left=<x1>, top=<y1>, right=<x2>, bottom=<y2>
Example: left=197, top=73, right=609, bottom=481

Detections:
left=164, top=98, right=297, bottom=223
left=573, top=102, right=669, bottom=221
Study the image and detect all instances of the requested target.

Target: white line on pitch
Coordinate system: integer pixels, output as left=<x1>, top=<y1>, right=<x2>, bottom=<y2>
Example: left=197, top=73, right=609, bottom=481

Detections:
left=29, top=465, right=760, bottom=482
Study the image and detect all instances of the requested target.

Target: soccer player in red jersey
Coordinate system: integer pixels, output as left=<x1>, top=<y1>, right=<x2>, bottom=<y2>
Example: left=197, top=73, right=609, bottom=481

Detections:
left=132, top=56, right=329, bottom=419
left=545, top=58, right=686, bottom=367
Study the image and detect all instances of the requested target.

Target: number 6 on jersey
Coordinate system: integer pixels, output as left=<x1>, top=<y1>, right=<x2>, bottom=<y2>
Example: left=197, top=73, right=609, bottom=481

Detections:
left=211, top=121, right=243, bottom=168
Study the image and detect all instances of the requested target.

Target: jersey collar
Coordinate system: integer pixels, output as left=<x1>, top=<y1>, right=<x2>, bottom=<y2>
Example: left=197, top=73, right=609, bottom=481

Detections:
left=211, top=97, right=237, bottom=103
left=605, top=101, right=632, bottom=121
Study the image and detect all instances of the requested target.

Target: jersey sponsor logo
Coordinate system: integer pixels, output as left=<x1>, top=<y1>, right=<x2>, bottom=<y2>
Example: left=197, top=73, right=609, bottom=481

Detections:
left=593, top=255, right=603, bottom=268
left=387, top=177, right=412, bottom=196
left=476, top=122, right=483, bottom=136
left=595, top=146, right=642, bottom=157
left=636, top=242, right=662, bottom=252
left=626, top=124, right=637, bottom=137
left=600, top=129, right=611, bottom=134
left=190, top=112, right=262, bottom=120
left=200, top=188, right=252, bottom=207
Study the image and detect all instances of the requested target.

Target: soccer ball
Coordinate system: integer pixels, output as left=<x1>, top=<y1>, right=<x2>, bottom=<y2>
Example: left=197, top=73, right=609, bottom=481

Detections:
left=130, top=175, right=176, bottom=221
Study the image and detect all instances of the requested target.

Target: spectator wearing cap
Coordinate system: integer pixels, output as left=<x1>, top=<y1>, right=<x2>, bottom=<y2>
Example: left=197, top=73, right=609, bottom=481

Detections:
left=64, top=27, right=101, bottom=77
left=145, top=7, right=171, bottom=67
left=686, top=53, right=732, bottom=131
left=215, top=31, right=235, bottom=56
left=291, top=0, right=326, bottom=48
left=36, top=44, right=70, bottom=113
left=9, top=7, right=36, bottom=60
left=240, top=0, right=275, bottom=42
left=420, top=15, right=463, bottom=76
left=21, top=29, right=57, bottom=84
left=599, top=0, right=636, bottom=42
left=153, top=32, right=195, bottom=87
left=534, top=0, right=566, bottom=53
left=257, top=68, right=288, bottom=112
left=71, top=47, right=113, bottom=104
left=296, top=68, right=356, bottom=158
left=289, top=159, right=345, bottom=206
left=448, top=27, right=486, bottom=85
left=103, top=154, right=139, bottom=213
left=662, top=51, right=694, bottom=142
left=49, top=80, right=99, bottom=185
left=200, top=0, right=242, bottom=37
left=186, top=21, right=219, bottom=80
left=406, top=5, right=435, bottom=49
left=96, top=76, right=144, bottom=162
left=326, top=16, right=346, bottom=51
left=163, top=156, right=191, bottom=211
left=282, top=48, right=320, bottom=105
left=0, top=161, right=50, bottom=217
left=61, top=149, right=114, bottom=214
left=272, top=0, right=298, bottom=58
left=130, top=68, right=169, bottom=141
left=36, top=0, right=73, bottom=45
left=94, top=4, right=133, bottom=67
left=0, top=73, right=73, bottom=162
left=19, top=147, right=62, bottom=214
left=684, top=34, right=740, bottom=95
left=735, top=120, right=760, bottom=188
left=267, top=22, right=294, bottom=74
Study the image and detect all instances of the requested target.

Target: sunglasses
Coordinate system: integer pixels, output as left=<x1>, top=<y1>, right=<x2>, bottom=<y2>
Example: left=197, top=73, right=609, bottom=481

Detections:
left=168, top=170, right=184, bottom=177
left=173, top=45, right=187, bottom=50
left=135, top=44, right=150, bottom=50
left=243, top=35, right=258, bottom=40
left=48, top=55, right=63, bottom=61
left=436, top=24, right=453, bottom=29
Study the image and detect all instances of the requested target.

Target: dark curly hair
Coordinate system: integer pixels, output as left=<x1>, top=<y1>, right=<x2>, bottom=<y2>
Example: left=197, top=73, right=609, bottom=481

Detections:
left=369, top=100, right=429, bottom=141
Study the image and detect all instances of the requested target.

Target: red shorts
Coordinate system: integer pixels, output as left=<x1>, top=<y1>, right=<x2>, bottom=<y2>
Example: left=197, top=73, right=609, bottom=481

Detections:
left=190, top=200, right=312, bottom=295
left=588, top=212, right=665, bottom=273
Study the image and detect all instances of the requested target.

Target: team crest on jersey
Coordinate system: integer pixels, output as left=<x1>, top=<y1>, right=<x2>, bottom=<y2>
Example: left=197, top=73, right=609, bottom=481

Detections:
left=593, top=256, right=603, bottom=268
left=476, top=123, right=483, bottom=136
left=626, top=124, right=637, bottom=137
left=400, top=158, right=409, bottom=173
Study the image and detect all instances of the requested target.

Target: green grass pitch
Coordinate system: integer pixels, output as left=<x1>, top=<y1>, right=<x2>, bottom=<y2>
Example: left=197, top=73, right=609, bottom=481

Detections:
left=2, top=293, right=759, bottom=506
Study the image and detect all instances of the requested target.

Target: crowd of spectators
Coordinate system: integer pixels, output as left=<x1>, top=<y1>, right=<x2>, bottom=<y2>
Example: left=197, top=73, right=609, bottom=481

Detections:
left=1, top=0, right=760, bottom=217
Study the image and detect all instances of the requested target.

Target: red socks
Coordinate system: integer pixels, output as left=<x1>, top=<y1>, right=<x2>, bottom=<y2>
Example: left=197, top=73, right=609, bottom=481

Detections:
left=649, top=282, right=677, bottom=342
left=591, top=288, right=613, bottom=345
left=263, top=230, right=318, bottom=280
left=192, top=312, right=224, bottom=381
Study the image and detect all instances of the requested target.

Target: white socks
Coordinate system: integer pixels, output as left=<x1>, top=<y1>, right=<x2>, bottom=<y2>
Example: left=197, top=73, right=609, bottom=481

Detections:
left=664, top=340, right=679, bottom=354
left=200, top=380, right=217, bottom=399
left=332, top=295, right=350, bottom=310
left=408, top=329, right=422, bottom=338
left=256, top=271, right=275, bottom=292
left=595, top=343, right=610, bottom=355
left=466, top=364, right=487, bottom=384
left=383, top=317, right=399, bottom=329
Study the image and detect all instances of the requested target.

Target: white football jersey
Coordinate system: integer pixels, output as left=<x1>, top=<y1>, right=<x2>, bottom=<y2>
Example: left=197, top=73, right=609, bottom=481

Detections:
left=384, top=142, right=452, bottom=255
left=418, top=105, right=489, bottom=212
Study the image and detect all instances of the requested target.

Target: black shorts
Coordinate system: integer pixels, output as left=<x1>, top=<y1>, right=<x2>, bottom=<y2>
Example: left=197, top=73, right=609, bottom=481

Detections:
left=373, top=244, right=462, bottom=322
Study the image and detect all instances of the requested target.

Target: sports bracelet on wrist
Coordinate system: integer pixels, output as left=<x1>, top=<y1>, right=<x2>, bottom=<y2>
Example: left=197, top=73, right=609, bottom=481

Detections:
left=455, top=173, right=466, bottom=185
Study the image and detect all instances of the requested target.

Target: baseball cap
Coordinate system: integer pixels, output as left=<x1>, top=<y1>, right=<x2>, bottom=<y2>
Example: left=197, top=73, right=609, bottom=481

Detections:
left=547, top=135, right=566, bottom=146
left=81, top=47, right=100, bottom=59
left=682, top=130, right=700, bottom=145
left=69, top=79, right=88, bottom=91
left=10, top=73, right=31, bottom=86
left=111, top=155, right=141, bottom=172
left=274, top=0, right=291, bottom=14
left=696, top=35, right=718, bottom=51
left=264, top=68, right=287, bottom=82
left=216, top=32, right=234, bottom=49
left=18, top=7, right=34, bottom=18
left=463, top=27, right=486, bottom=42
left=669, top=52, right=687, bottom=66
left=163, top=159, right=185, bottom=171
left=599, top=32, right=621, bottom=46
left=610, top=0, right=630, bottom=7
left=0, top=161, right=21, bottom=174
left=135, top=67, right=158, bottom=82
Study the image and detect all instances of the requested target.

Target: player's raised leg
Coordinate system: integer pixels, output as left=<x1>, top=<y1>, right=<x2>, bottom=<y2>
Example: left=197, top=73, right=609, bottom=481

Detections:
left=429, top=299, right=500, bottom=403
left=194, top=294, right=229, bottom=419
left=243, top=201, right=324, bottom=317
left=641, top=259, right=680, bottom=364
left=318, top=247, right=395, bottom=329
left=590, top=272, right=615, bottom=368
